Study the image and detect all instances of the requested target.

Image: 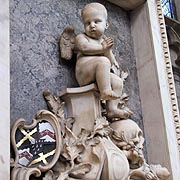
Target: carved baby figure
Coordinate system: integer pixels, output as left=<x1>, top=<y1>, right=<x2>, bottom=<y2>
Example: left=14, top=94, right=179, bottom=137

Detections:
left=75, top=2, right=131, bottom=119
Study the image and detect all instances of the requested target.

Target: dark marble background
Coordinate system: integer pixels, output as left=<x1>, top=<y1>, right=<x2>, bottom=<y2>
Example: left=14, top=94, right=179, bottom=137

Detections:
left=10, top=0, right=143, bottom=131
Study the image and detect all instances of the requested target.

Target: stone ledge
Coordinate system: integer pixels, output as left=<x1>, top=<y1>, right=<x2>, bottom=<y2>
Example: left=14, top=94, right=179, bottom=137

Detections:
left=108, top=0, right=145, bottom=10
left=60, top=83, right=98, bottom=97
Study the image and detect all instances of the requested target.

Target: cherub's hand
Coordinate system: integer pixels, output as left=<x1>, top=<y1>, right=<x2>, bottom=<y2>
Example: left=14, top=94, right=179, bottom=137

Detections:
left=102, top=37, right=113, bottom=51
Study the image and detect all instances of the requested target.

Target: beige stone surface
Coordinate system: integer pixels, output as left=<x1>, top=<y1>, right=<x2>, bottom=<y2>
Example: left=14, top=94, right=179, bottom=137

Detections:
left=130, top=0, right=180, bottom=179
left=0, top=0, right=10, bottom=179
left=108, top=0, right=145, bottom=10
left=60, top=84, right=101, bottom=136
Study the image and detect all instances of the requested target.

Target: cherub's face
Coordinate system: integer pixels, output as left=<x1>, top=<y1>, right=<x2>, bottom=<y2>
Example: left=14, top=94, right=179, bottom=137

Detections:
left=83, top=9, right=107, bottom=39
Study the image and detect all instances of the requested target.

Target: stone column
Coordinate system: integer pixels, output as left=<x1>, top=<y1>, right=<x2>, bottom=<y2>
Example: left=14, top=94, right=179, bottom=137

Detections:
left=0, top=0, right=10, bottom=179
left=130, top=0, right=180, bottom=179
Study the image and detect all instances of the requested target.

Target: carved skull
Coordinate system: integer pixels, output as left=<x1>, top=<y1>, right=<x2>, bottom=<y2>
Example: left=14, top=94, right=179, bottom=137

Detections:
left=110, top=119, right=145, bottom=166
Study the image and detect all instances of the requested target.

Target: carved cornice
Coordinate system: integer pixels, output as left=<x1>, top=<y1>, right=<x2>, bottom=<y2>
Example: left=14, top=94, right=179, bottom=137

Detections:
left=108, top=0, right=146, bottom=10
left=156, top=0, right=180, bottom=151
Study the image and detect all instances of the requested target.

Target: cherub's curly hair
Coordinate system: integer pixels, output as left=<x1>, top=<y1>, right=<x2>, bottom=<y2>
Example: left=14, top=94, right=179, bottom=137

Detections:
left=81, top=3, right=107, bottom=20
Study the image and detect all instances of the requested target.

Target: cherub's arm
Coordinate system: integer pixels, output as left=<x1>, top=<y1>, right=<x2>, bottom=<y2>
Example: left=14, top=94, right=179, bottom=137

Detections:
left=105, top=50, right=115, bottom=65
left=105, top=49, right=119, bottom=69
left=104, top=48, right=120, bottom=76
left=75, top=34, right=112, bottom=55
left=102, top=36, right=119, bottom=68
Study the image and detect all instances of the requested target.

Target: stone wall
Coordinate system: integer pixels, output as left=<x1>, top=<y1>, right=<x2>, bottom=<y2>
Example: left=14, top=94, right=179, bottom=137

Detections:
left=10, top=0, right=143, bottom=130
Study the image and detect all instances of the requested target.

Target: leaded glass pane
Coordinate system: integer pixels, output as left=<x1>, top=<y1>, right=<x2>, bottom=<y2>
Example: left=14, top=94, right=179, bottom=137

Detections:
left=161, top=0, right=177, bottom=19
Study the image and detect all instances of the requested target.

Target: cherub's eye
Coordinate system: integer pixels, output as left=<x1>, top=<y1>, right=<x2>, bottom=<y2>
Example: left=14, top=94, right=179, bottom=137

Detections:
left=95, top=19, right=102, bottom=24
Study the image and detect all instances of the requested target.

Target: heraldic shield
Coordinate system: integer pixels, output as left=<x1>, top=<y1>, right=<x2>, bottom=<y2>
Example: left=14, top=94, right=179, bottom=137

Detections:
left=11, top=110, right=62, bottom=179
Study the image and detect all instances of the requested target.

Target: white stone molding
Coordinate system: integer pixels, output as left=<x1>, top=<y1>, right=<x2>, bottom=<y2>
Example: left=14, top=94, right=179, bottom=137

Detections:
left=156, top=0, right=180, bottom=149
left=0, top=0, right=10, bottom=179
left=130, top=0, right=180, bottom=179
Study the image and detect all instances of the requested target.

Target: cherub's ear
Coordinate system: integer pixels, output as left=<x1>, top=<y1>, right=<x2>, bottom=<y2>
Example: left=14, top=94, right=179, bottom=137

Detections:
left=105, top=22, right=109, bottom=29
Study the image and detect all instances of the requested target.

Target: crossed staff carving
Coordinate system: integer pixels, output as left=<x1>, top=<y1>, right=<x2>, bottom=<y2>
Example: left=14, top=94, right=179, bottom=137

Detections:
left=16, top=127, right=37, bottom=148
left=29, top=149, right=56, bottom=166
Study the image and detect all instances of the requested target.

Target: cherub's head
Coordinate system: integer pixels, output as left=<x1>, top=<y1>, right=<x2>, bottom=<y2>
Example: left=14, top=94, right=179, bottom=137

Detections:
left=81, top=3, right=109, bottom=39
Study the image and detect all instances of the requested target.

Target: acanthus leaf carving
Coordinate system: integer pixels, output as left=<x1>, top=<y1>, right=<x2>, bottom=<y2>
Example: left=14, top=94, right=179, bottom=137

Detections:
left=92, top=117, right=112, bottom=138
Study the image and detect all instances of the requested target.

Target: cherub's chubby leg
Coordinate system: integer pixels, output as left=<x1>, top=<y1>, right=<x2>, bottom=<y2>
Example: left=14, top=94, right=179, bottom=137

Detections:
left=110, top=73, right=123, bottom=96
left=96, top=57, right=120, bottom=100
left=106, top=74, right=132, bottom=119
left=106, top=99, right=131, bottom=119
left=76, top=56, right=119, bottom=100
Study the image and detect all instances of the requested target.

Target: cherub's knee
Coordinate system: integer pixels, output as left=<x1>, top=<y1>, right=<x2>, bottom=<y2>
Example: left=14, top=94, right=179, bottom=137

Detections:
left=97, top=56, right=111, bottom=67
left=118, top=78, right=123, bottom=87
left=111, top=74, right=123, bottom=89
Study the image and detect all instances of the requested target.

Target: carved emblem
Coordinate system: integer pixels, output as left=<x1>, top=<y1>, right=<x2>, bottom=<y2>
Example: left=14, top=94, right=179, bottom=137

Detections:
left=10, top=2, right=170, bottom=180
left=11, top=110, right=62, bottom=179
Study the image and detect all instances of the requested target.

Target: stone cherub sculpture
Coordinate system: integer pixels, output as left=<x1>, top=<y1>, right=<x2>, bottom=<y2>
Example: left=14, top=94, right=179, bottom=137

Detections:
left=60, top=2, right=132, bottom=120
left=10, top=3, right=170, bottom=180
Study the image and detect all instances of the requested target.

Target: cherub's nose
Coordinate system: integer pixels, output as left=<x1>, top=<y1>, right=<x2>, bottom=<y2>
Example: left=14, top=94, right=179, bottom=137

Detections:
left=90, top=22, right=95, bottom=28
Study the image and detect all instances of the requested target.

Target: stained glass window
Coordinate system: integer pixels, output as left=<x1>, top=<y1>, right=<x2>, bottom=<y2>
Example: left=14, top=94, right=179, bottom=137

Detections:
left=161, top=0, right=177, bottom=19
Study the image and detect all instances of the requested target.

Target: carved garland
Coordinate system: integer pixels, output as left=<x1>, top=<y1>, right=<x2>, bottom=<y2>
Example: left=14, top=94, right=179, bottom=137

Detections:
left=156, top=0, right=180, bottom=150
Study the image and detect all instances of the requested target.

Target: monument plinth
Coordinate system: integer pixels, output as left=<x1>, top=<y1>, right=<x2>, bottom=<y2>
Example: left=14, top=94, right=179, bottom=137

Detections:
left=60, top=83, right=101, bottom=136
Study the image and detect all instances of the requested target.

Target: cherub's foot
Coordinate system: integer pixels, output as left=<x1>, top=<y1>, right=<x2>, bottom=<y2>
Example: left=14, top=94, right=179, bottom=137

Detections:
left=107, top=108, right=133, bottom=120
left=101, top=90, right=120, bottom=100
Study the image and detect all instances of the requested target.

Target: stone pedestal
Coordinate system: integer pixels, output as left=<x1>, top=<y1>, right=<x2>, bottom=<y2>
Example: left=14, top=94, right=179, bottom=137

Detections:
left=60, top=84, right=101, bottom=136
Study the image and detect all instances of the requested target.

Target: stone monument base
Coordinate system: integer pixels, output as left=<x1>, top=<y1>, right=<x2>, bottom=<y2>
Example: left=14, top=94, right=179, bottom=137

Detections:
left=60, top=83, right=101, bottom=136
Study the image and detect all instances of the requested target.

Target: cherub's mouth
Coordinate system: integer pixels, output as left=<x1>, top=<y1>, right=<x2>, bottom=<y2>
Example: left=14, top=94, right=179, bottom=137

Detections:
left=91, top=29, right=96, bottom=33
